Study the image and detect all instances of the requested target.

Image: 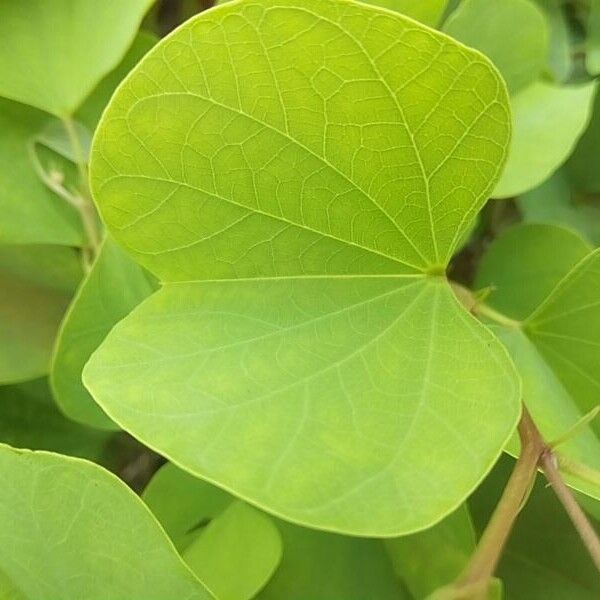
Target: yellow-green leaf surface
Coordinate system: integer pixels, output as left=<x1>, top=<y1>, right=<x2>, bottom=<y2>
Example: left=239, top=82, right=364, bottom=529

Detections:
left=144, top=464, right=405, bottom=600
left=52, top=237, right=154, bottom=430
left=144, top=463, right=282, bottom=600
left=493, top=81, right=596, bottom=198
left=360, top=0, right=449, bottom=26
left=0, top=445, right=213, bottom=600
left=0, top=245, right=82, bottom=384
left=0, top=379, right=112, bottom=462
left=475, top=226, right=600, bottom=500
left=0, top=99, right=83, bottom=245
left=444, top=0, right=548, bottom=94
left=518, top=172, right=600, bottom=246
left=385, top=505, right=476, bottom=599
left=471, top=457, right=600, bottom=599
left=0, top=0, right=154, bottom=117
left=86, top=0, right=519, bottom=535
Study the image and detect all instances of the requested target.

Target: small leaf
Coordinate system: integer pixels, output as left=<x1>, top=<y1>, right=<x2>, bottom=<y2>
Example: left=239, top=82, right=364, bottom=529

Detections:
left=385, top=505, right=476, bottom=599
left=51, top=236, right=154, bottom=430
left=470, top=457, right=600, bottom=599
left=0, top=245, right=82, bottom=384
left=0, top=99, right=83, bottom=245
left=475, top=223, right=591, bottom=320
left=144, top=463, right=282, bottom=600
left=493, top=81, right=596, bottom=198
left=444, top=0, right=548, bottom=94
left=0, top=0, right=154, bottom=116
left=0, top=444, right=213, bottom=599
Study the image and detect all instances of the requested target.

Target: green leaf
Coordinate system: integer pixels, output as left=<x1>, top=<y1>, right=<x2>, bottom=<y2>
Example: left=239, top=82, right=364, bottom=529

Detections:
left=0, top=444, right=213, bottom=599
left=470, top=456, right=600, bottom=599
left=144, top=463, right=280, bottom=600
left=0, top=99, right=83, bottom=245
left=533, top=0, right=572, bottom=82
left=77, top=32, right=158, bottom=130
left=587, top=0, right=600, bottom=76
left=359, top=0, right=449, bottom=26
left=0, top=379, right=112, bottom=462
left=493, top=81, right=596, bottom=198
left=475, top=226, right=600, bottom=500
left=566, top=86, right=600, bottom=194
left=33, top=118, right=92, bottom=164
left=518, top=172, right=600, bottom=246
left=385, top=505, right=476, bottom=599
left=51, top=236, right=154, bottom=430
left=145, top=462, right=405, bottom=600
left=0, top=245, right=82, bottom=384
left=475, top=224, right=592, bottom=320
left=444, top=0, right=548, bottom=94
left=0, top=0, right=154, bottom=116
left=86, top=0, right=519, bottom=535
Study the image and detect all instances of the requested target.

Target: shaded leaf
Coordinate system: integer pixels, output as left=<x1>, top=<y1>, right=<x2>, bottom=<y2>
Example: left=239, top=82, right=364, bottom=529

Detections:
left=0, top=0, right=154, bottom=116
left=587, top=0, right=600, bottom=76
left=0, top=245, right=82, bottom=384
left=52, top=236, right=154, bottom=430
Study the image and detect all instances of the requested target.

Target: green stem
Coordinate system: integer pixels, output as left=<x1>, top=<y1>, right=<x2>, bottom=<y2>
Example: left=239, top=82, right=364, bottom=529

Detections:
left=61, top=116, right=88, bottom=189
left=557, top=455, right=600, bottom=488
left=474, top=302, right=521, bottom=329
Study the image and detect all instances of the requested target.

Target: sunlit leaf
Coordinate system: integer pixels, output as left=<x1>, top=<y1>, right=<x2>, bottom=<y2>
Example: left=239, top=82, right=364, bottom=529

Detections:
left=444, top=0, right=548, bottom=94
left=0, top=0, right=154, bottom=116
left=0, top=444, right=213, bottom=599
left=493, top=81, right=596, bottom=198
left=385, top=505, right=476, bottom=599
left=0, top=245, right=82, bottom=384
left=470, top=457, right=600, bottom=599
left=86, top=0, right=519, bottom=535
left=51, top=236, right=154, bottom=430
left=144, top=463, right=281, bottom=600
left=0, top=99, right=83, bottom=245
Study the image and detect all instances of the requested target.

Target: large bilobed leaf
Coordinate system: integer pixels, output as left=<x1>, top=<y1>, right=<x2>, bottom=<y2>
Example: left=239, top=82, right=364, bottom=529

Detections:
left=493, top=81, right=596, bottom=198
left=359, top=0, right=449, bottom=26
left=587, top=0, right=600, bottom=76
left=0, top=245, right=82, bottom=384
left=144, top=463, right=282, bottom=600
left=385, top=505, right=476, bottom=599
left=470, top=457, right=600, bottom=600
left=86, top=0, right=519, bottom=535
left=518, top=172, right=600, bottom=246
left=443, top=0, right=548, bottom=94
left=475, top=226, right=600, bottom=500
left=475, top=224, right=592, bottom=320
left=0, top=99, right=83, bottom=245
left=0, top=446, right=213, bottom=600
left=0, top=0, right=154, bottom=117
left=0, top=379, right=112, bottom=462
left=566, top=86, right=600, bottom=193
left=51, top=236, right=154, bottom=430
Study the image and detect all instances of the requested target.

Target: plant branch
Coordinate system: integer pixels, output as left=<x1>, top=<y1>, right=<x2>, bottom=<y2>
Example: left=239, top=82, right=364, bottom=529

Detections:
left=540, top=448, right=600, bottom=571
left=453, top=409, right=543, bottom=596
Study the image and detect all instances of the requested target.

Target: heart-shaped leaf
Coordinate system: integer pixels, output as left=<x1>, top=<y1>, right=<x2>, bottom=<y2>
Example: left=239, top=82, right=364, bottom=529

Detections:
left=85, top=0, right=519, bottom=535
